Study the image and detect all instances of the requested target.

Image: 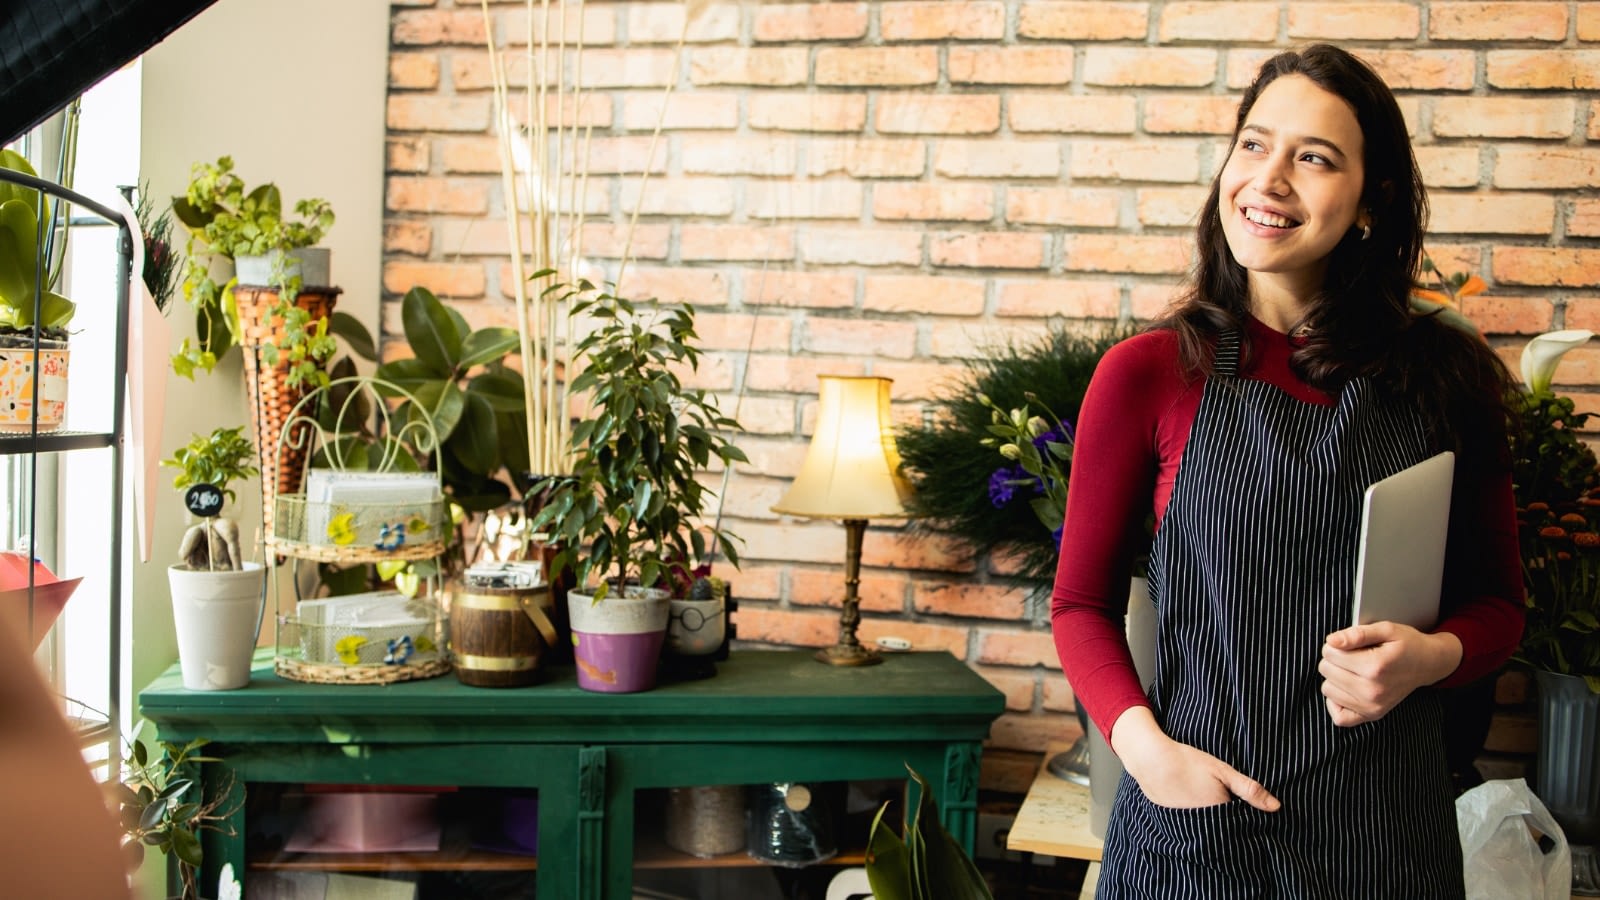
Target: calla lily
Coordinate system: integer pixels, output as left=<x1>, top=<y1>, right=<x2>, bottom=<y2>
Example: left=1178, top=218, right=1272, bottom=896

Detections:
left=1520, top=329, right=1595, bottom=394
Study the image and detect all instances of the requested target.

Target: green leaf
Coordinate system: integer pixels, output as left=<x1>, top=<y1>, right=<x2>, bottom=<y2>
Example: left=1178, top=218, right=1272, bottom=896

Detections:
left=409, top=379, right=466, bottom=441
left=458, top=327, right=520, bottom=370
left=401, top=286, right=463, bottom=375
left=374, top=357, right=442, bottom=395
left=866, top=802, right=914, bottom=900
left=328, top=311, right=377, bottom=361
left=171, top=825, right=203, bottom=868
left=446, top=391, right=500, bottom=475
left=468, top=369, right=527, bottom=412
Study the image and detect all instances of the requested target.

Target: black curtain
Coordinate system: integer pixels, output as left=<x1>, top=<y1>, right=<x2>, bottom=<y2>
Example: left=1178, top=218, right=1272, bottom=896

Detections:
left=1, top=0, right=218, bottom=143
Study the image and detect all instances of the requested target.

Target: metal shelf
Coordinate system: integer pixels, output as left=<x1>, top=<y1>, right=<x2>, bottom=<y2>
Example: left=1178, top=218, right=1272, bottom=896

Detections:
left=0, top=430, right=116, bottom=455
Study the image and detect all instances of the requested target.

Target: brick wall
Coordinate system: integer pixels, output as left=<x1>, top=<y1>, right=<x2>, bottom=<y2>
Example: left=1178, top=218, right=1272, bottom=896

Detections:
left=384, top=0, right=1597, bottom=788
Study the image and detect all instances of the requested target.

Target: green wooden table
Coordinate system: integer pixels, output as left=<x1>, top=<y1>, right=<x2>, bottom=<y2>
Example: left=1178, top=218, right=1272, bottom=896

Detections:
left=139, top=648, right=1005, bottom=899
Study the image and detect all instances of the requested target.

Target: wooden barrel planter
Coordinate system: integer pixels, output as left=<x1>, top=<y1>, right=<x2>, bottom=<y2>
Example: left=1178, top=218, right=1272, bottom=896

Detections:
left=451, top=582, right=559, bottom=687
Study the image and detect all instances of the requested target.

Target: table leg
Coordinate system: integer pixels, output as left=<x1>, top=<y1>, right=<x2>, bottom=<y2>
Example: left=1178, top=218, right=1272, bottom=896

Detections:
left=942, top=742, right=981, bottom=853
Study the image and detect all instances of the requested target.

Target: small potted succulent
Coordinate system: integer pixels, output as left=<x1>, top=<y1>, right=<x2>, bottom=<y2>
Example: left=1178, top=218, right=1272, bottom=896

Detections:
left=162, top=425, right=266, bottom=691
left=530, top=278, right=745, bottom=693
left=0, top=149, right=76, bottom=432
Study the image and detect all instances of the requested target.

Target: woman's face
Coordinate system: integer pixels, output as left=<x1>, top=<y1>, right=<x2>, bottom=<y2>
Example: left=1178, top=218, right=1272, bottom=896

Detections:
left=1218, top=74, right=1367, bottom=307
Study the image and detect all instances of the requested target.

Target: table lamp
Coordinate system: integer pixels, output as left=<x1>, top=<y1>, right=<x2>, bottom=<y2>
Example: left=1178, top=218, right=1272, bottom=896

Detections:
left=772, top=375, right=913, bottom=666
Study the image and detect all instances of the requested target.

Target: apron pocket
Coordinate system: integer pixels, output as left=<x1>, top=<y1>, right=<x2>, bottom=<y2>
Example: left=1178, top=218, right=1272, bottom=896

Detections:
left=1121, top=784, right=1257, bottom=863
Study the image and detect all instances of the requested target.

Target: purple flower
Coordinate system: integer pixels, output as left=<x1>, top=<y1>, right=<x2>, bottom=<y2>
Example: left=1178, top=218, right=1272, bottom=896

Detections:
left=988, top=467, right=1018, bottom=508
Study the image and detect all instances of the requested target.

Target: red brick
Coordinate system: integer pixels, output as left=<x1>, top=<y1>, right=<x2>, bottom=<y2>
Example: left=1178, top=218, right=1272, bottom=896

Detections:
left=746, top=180, right=865, bottom=220
left=1488, top=51, right=1600, bottom=90
left=1041, top=673, right=1077, bottom=713
left=734, top=605, right=844, bottom=649
left=382, top=261, right=487, bottom=298
left=393, top=9, right=486, bottom=46
left=436, top=136, right=501, bottom=175
left=930, top=233, right=1049, bottom=270
left=1419, top=245, right=1483, bottom=283
left=1583, top=3, right=1600, bottom=40
left=1136, top=187, right=1207, bottom=228
left=816, top=46, right=939, bottom=87
left=976, top=629, right=1061, bottom=668
left=1572, top=198, right=1600, bottom=237
left=801, top=228, right=923, bottom=266
left=1159, top=2, right=1278, bottom=41
left=626, top=3, right=739, bottom=43
left=387, top=137, right=430, bottom=174
left=753, top=3, right=869, bottom=42
left=671, top=353, right=737, bottom=392
left=720, top=563, right=783, bottom=603
left=384, top=221, right=433, bottom=256
left=618, top=178, right=735, bottom=217
left=723, top=395, right=798, bottom=436
left=981, top=667, right=1040, bottom=712
left=389, top=52, right=440, bottom=90
left=1131, top=283, right=1181, bottom=320
left=1356, top=50, right=1477, bottom=91
left=988, top=712, right=1071, bottom=753
left=682, top=137, right=798, bottom=176
left=1143, top=95, right=1237, bottom=135
left=934, top=140, right=1061, bottom=179
left=873, top=183, right=994, bottom=222
left=790, top=567, right=907, bottom=614
left=1082, top=48, right=1218, bottom=88
left=865, top=529, right=976, bottom=573
left=881, top=1, right=1006, bottom=40
left=749, top=93, right=867, bottom=133
left=856, top=619, right=971, bottom=658
left=1430, top=2, right=1568, bottom=40
left=981, top=748, right=1046, bottom=794
left=1071, top=140, right=1203, bottom=184
left=997, top=280, right=1120, bottom=319
left=611, top=266, right=730, bottom=306
left=1224, top=49, right=1281, bottom=89
left=805, top=139, right=927, bottom=178
left=698, top=313, right=792, bottom=352
left=743, top=354, right=868, bottom=393
left=680, top=225, right=796, bottom=262
left=620, top=91, right=739, bottom=131
left=1456, top=295, right=1554, bottom=336
left=744, top=270, right=857, bottom=310
left=1009, top=95, right=1138, bottom=134
left=1287, top=2, right=1421, bottom=39
left=498, top=6, right=616, bottom=47
left=928, top=321, right=1039, bottom=359
left=386, top=176, right=490, bottom=214
left=690, top=48, right=809, bottom=86
left=864, top=275, right=986, bottom=316
left=386, top=95, right=492, bottom=132
left=949, top=47, right=1073, bottom=86
left=448, top=51, right=548, bottom=92
left=1493, top=247, right=1600, bottom=287
left=577, top=48, right=678, bottom=89
left=1433, top=98, right=1575, bottom=139
left=913, top=581, right=1027, bottom=620
left=569, top=137, right=670, bottom=176
left=876, top=95, right=1001, bottom=135
left=1006, top=187, right=1121, bottom=228
left=872, top=360, right=969, bottom=401
left=801, top=318, right=919, bottom=359
left=1493, top=148, right=1600, bottom=189
left=1429, top=193, right=1555, bottom=235
left=576, top=223, right=672, bottom=261
left=1415, top=147, right=1482, bottom=189
left=1561, top=299, right=1600, bottom=332
left=1017, top=2, right=1148, bottom=40
left=1591, top=100, right=1600, bottom=141
left=1066, top=234, right=1190, bottom=275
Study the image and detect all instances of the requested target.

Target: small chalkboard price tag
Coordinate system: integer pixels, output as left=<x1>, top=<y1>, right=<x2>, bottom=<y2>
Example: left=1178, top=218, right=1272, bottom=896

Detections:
left=185, top=483, right=225, bottom=518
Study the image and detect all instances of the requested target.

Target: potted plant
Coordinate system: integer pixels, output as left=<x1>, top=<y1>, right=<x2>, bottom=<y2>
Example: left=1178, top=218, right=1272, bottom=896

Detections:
left=162, top=425, right=266, bottom=691
left=112, top=722, right=241, bottom=900
left=530, top=278, right=745, bottom=693
left=0, top=148, right=76, bottom=432
left=1505, top=328, right=1600, bottom=891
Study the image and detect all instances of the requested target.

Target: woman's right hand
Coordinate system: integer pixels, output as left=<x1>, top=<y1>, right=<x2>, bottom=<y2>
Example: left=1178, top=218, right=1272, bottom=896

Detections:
left=1108, top=707, right=1281, bottom=812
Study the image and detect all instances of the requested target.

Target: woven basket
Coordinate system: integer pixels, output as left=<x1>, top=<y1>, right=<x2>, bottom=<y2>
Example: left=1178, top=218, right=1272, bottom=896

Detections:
left=235, top=286, right=341, bottom=537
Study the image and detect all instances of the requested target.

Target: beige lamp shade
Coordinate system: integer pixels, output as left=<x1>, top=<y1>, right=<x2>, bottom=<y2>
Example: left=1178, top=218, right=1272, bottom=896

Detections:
left=772, top=375, right=913, bottom=520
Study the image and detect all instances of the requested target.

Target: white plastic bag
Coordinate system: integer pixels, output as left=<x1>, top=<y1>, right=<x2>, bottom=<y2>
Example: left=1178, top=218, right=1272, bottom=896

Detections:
left=1456, top=778, right=1570, bottom=900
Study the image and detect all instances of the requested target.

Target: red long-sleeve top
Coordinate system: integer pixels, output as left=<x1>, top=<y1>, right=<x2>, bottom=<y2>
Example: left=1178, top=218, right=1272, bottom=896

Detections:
left=1051, top=316, right=1526, bottom=743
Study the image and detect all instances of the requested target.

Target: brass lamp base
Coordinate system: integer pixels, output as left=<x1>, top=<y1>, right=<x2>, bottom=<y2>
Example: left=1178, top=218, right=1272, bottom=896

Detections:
left=816, top=643, right=883, bottom=667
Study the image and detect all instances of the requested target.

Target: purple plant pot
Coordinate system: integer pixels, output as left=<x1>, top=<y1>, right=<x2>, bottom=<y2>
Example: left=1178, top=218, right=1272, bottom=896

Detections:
left=572, top=629, right=666, bottom=693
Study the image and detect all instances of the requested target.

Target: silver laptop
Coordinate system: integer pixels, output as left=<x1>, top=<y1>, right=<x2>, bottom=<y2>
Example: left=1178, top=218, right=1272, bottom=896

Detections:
left=1350, top=451, right=1455, bottom=629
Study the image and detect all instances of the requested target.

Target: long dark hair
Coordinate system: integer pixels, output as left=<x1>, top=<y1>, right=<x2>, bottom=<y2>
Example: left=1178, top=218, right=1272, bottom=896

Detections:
left=1157, top=44, right=1511, bottom=466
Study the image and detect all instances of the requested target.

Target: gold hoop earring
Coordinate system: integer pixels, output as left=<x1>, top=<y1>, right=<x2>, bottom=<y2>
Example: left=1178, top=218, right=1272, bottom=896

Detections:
left=1360, top=224, right=1371, bottom=241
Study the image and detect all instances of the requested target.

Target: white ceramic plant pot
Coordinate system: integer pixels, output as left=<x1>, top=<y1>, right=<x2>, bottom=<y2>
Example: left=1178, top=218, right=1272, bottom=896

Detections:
left=667, top=597, right=725, bottom=657
left=567, top=586, right=670, bottom=693
left=168, top=562, right=266, bottom=691
left=235, top=247, right=331, bottom=289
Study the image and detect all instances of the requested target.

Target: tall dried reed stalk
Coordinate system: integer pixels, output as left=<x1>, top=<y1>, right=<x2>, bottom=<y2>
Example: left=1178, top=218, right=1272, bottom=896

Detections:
left=480, top=0, right=703, bottom=478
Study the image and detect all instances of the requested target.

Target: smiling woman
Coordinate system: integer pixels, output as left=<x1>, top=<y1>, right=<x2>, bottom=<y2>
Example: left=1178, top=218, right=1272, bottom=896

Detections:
left=1052, top=44, right=1523, bottom=900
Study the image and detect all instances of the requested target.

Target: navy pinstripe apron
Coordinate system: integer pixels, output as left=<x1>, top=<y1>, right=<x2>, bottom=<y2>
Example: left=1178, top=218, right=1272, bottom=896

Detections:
left=1097, top=332, right=1464, bottom=899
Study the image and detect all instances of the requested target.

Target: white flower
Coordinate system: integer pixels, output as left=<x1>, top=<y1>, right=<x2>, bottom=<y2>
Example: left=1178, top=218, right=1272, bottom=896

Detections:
left=1520, top=330, right=1594, bottom=394
left=217, top=863, right=242, bottom=900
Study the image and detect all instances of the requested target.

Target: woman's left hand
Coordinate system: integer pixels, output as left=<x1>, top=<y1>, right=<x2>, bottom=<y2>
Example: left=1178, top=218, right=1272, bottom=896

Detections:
left=1319, top=622, right=1463, bottom=727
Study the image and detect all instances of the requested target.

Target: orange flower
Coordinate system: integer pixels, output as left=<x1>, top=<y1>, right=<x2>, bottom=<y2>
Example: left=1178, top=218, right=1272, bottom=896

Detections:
left=1575, top=532, right=1600, bottom=548
left=1559, top=551, right=1574, bottom=561
left=1562, top=513, right=1589, bottom=526
left=1529, top=502, right=1552, bottom=512
left=1541, top=526, right=1569, bottom=539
